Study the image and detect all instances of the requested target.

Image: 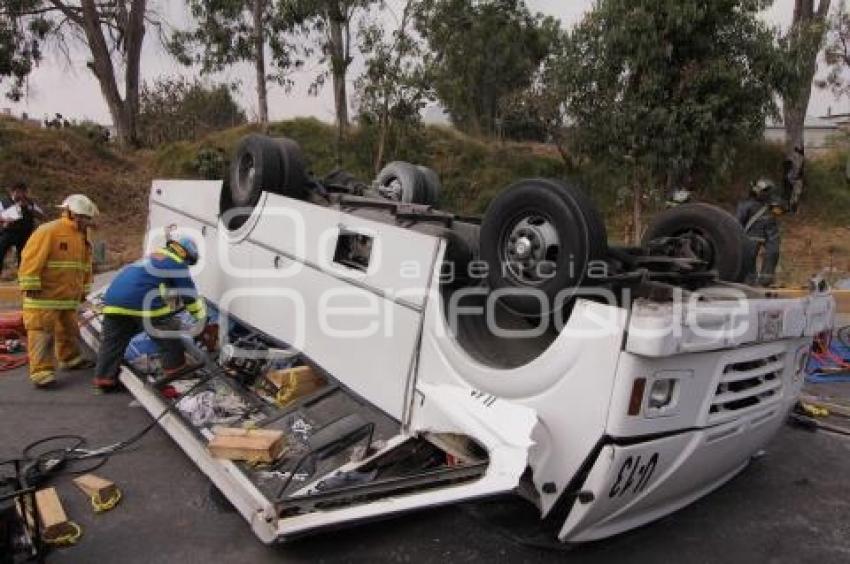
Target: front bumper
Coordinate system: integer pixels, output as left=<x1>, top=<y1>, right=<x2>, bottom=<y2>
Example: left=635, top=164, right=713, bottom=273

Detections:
left=561, top=402, right=787, bottom=542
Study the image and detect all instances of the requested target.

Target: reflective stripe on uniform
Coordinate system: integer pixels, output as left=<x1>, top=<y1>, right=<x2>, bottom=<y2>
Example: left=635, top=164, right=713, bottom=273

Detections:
left=60, top=356, right=86, bottom=369
left=46, top=260, right=91, bottom=271
left=19, top=276, right=41, bottom=289
left=186, top=298, right=206, bottom=317
left=102, top=304, right=173, bottom=317
left=30, top=370, right=56, bottom=385
left=158, top=248, right=185, bottom=264
left=23, top=297, right=81, bottom=310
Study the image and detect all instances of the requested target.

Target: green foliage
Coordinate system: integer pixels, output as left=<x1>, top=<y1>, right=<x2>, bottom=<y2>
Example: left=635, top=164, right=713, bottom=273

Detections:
left=799, top=144, right=850, bottom=223
left=170, top=0, right=302, bottom=88
left=559, top=0, right=783, bottom=193
left=287, top=0, right=379, bottom=99
left=67, top=120, right=111, bottom=148
left=822, top=0, right=850, bottom=97
left=149, top=118, right=568, bottom=213
left=354, top=0, right=434, bottom=171
left=414, top=0, right=560, bottom=136
left=0, top=1, right=52, bottom=100
left=779, top=0, right=832, bottom=104
left=194, top=147, right=228, bottom=180
left=497, top=30, right=572, bottom=157
left=0, top=115, right=145, bottom=223
left=138, top=77, right=247, bottom=147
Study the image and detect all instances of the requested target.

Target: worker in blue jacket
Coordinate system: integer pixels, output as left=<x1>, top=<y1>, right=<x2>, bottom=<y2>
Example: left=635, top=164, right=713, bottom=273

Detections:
left=93, top=237, right=206, bottom=391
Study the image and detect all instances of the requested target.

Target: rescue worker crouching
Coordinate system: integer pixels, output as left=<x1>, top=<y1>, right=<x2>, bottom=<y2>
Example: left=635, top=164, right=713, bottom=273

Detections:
left=92, top=236, right=206, bottom=392
left=19, top=194, right=98, bottom=388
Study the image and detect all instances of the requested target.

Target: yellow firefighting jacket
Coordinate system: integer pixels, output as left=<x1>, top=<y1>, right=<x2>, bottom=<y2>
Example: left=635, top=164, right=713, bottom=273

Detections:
left=18, top=215, right=92, bottom=310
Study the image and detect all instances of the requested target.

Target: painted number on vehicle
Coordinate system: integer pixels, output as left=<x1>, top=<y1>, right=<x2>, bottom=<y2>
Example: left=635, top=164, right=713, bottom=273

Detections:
left=470, top=390, right=497, bottom=407
left=608, top=453, right=659, bottom=498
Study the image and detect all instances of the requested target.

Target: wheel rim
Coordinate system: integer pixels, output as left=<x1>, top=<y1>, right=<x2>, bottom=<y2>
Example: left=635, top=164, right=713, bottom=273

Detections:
left=500, top=213, right=560, bottom=285
left=376, top=177, right=404, bottom=201
left=675, top=228, right=715, bottom=267
left=234, top=152, right=256, bottom=203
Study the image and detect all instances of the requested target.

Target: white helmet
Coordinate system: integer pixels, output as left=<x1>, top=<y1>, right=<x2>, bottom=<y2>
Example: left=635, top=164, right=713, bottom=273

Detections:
left=58, top=194, right=100, bottom=217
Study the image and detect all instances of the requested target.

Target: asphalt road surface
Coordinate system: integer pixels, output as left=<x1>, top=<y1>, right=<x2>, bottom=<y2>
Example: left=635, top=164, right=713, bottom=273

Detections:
left=2, top=365, right=849, bottom=564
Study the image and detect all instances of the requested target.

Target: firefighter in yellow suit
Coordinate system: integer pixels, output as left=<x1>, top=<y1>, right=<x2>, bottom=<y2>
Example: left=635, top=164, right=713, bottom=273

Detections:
left=18, top=194, right=99, bottom=388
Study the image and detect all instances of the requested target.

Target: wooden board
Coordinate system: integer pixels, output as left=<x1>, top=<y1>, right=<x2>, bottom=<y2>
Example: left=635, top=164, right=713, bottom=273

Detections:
left=73, top=473, right=118, bottom=501
left=265, top=365, right=326, bottom=407
left=18, top=488, right=77, bottom=541
left=208, top=427, right=286, bottom=463
left=266, top=365, right=318, bottom=388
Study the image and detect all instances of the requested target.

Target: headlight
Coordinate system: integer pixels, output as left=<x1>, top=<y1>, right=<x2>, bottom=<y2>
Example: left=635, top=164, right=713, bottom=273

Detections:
left=648, top=378, right=676, bottom=409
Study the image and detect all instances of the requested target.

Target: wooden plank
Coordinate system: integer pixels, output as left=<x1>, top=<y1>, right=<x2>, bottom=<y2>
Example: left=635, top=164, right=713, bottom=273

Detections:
left=265, top=365, right=326, bottom=407
left=208, top=427, right=286, bottom=463
left=73, top=473, right=118, bottom=501
left=266, top=365, right=317, bottom=389
left=211, top=426, right=283, bottom=439
left=20, top=488, right=77, bottom=541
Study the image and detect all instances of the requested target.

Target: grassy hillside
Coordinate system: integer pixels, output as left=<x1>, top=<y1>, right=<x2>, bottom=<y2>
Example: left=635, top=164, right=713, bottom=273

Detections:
left=151, top=117, right=573, bottom=215
left=2, top=114, right=850, bottom=285
left=0, top=116, right=151, bottom=267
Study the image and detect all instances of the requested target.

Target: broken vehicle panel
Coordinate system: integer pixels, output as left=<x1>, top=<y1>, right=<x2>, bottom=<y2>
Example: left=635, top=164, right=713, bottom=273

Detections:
left=80, top=157, right=833, bottom=545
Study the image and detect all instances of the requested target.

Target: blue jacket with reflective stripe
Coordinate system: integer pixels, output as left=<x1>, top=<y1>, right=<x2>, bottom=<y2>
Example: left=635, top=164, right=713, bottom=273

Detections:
left=103, top=249, right=200, bottom=316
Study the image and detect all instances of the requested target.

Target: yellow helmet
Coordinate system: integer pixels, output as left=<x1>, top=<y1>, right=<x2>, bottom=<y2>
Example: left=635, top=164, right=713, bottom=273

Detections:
left=58, top=194, right=100, bottom=217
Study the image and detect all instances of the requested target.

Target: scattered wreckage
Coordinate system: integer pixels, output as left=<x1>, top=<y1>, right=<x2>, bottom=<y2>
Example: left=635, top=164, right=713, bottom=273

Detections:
left=79, top=134, right=834, bottom=544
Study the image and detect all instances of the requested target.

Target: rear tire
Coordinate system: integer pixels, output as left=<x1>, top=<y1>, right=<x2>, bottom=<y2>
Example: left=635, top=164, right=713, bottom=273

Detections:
left=641, top=203, right=748, bottom=282
left=376, top=162, right=428, bottom=204
left=270, top=137, right=308, bottom=200
left=416, top=165, right=442, bottom=206
left=480, top=178, right=604, bottom=317
left=228, top=134, right=282, bottom=208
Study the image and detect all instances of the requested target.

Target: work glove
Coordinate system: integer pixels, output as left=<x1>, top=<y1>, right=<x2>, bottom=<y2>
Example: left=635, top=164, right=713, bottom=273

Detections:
left=187, top=297, right=207, bottom=324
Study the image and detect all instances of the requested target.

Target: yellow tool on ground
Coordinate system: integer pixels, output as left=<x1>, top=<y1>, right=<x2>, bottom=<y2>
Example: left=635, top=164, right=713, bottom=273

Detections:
left=800, top=402, right=829, bottom=418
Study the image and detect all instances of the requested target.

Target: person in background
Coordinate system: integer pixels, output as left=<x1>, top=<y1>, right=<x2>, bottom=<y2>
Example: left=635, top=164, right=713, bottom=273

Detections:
left=18, top=194, right=98, bottom=388
left=92, top=236, right=206, bottom=392
left=0, top=181, right=45, bottom=276
left=736, top=178, right=784, bottom=287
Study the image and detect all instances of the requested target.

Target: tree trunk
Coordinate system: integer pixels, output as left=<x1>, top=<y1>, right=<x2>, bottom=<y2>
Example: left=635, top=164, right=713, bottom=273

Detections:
left=123, top=0, right=146, bottom=146
left=374, top=100, right=390, bottom=175
left=79, top=0, right=147, bottom=147
left=783, top=0, right=831, bottom=198
left=783, top=102, right=807, bottom=154
left=632, top=180, right=643, bottom=245
left=253, top=0, right=269, bottom=126
left=329, top=17, right=349, bottom=129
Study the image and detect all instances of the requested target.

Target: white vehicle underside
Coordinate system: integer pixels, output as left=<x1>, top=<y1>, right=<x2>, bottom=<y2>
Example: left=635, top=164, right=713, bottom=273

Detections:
left=80, top=172, right=833, bottom=544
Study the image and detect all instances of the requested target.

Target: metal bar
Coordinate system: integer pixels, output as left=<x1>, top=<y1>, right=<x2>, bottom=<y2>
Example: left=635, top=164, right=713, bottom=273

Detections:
left=278, top=462, right=488, bottom=514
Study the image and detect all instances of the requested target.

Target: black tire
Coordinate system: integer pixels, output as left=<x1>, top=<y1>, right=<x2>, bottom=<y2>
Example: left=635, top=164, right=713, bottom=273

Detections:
left=229, top=134, right=282, bottom=208
left=480, top=178, right=603, bottom=316
left=416, top=165, right=442, bottom=206
left=271, top=137, right=309, bottom=200
left=376, top=162, right=428, bottom=204
left=562, top=178, right=608, bottom=261
left=641, top=203, right=748, bottom=282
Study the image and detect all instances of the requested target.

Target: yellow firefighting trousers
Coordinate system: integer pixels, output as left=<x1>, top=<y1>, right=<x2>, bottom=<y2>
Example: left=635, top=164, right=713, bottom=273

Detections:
left=23, top=309, right=86, bottom=386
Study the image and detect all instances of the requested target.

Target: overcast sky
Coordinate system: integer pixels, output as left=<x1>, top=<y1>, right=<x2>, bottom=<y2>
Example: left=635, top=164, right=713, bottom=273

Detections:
left=5, top=0, right=844, bottom=125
